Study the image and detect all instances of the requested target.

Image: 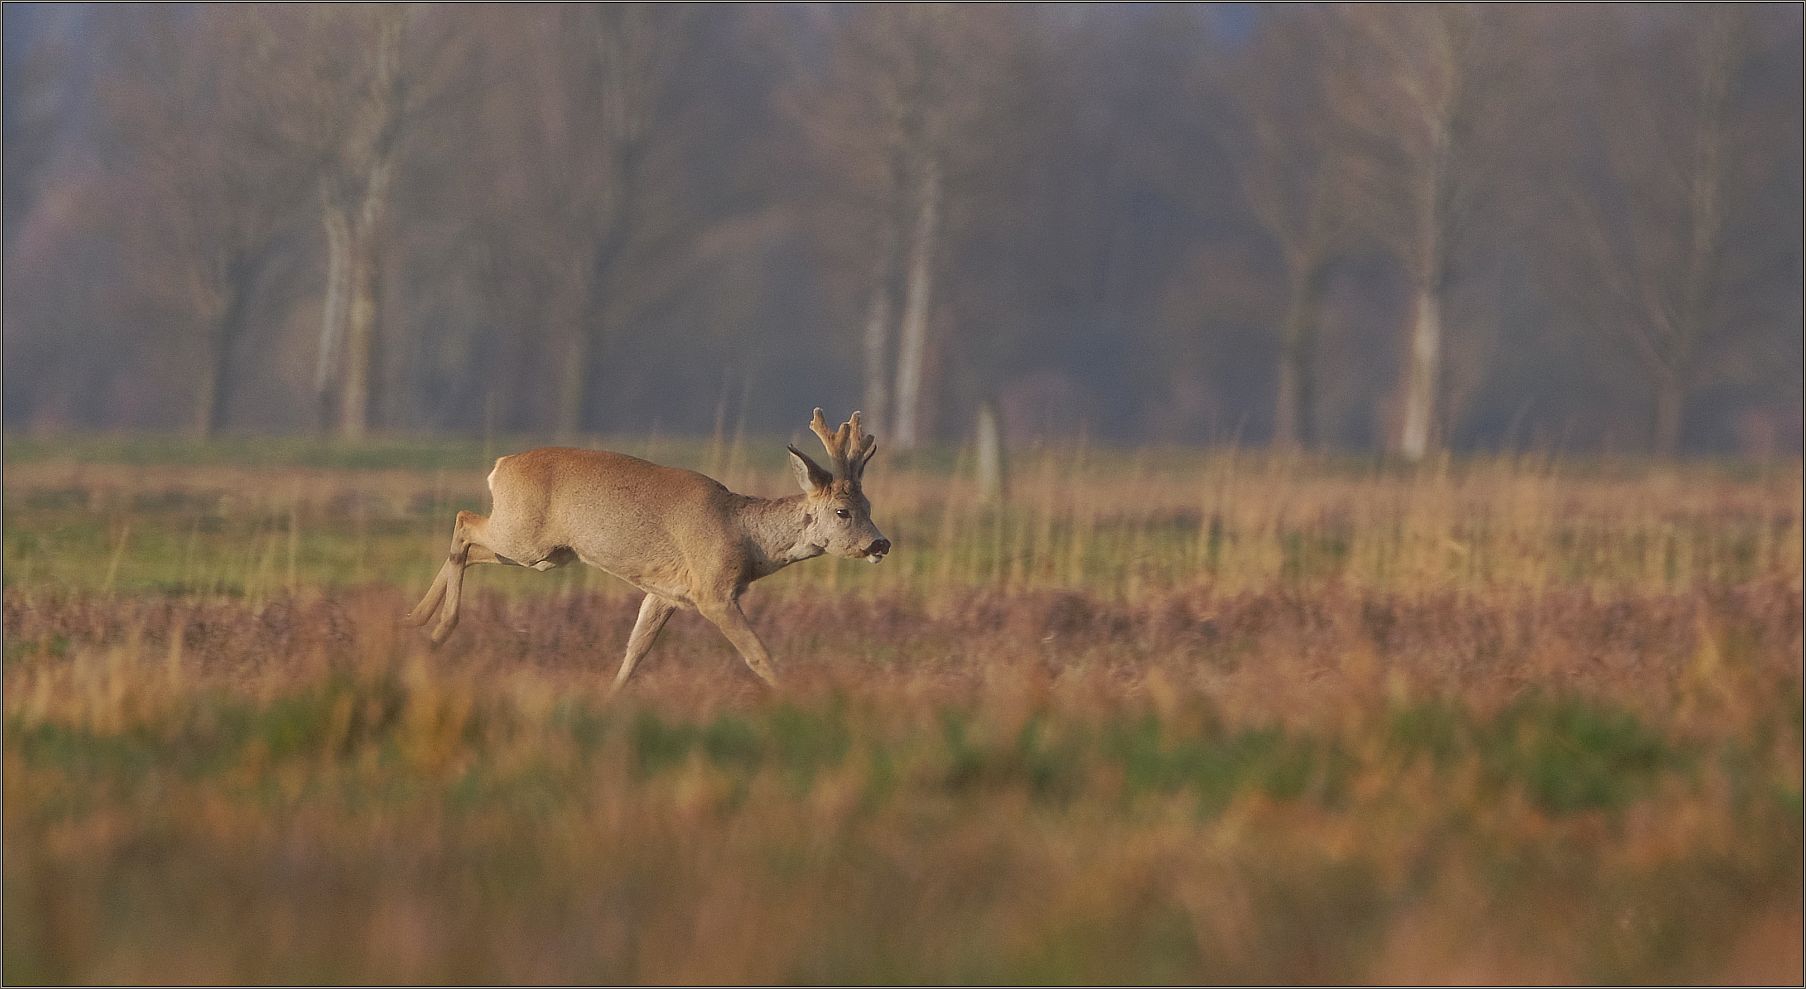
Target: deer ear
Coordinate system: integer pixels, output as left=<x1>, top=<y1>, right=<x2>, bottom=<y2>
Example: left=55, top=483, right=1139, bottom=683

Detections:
left=787, top=445, right=833, bottom=494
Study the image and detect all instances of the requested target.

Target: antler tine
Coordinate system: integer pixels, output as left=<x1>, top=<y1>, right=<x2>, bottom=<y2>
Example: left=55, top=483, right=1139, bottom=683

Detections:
left=848, top=411, right=875, bottom=457
left=809, top=408, right=838, bottom=455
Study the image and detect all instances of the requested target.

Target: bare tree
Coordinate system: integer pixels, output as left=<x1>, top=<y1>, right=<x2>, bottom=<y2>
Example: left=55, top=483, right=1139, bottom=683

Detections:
left=268, top=5, right=474, bottom=438
left=443, top=6, right=777, bottom=437
left=794, top=5, right=1027, bottom=449
left=1221, top=9, right=1372, bottom=450
left=784, top=8, right=906, bottom=438
left=799, top=6, right=943, bottom=449
left=1340, top=3, right=1518, bottom=461
left=526, top=5, right=701, bottom=437
left=281, top=7, right=408, bottom=439
left=100, top=7, right=310, bottom=437
left=1551, top=5, right=1797, bottom=455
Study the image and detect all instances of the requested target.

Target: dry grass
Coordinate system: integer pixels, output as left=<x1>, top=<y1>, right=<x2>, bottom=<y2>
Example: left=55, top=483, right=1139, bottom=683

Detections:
left=3, top=444, right=1801, bottom=982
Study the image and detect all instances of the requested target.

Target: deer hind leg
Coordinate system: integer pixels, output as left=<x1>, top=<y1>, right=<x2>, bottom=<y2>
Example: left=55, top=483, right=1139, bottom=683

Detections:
left=697, top=596, right=781, bottom=689
left=407, top=510, right=480, bottom=626
left=406, top=559, right=456, bottom=628
left=431, top=512, right=505, bottom=645
left=406, top=510, right=502, bottom=645
left=609, top=592, right=680, bottom=696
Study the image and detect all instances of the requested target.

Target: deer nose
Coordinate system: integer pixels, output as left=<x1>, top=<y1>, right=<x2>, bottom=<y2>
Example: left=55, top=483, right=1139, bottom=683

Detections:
left=865, top=538, right=891, bottom=557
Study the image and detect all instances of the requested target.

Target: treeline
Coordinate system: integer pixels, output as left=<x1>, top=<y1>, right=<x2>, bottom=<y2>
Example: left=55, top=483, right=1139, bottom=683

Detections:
left=2, top=4, right=1800, bottom=456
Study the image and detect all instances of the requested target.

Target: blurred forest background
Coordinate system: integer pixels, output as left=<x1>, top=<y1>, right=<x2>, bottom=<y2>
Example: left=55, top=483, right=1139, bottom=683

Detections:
left=2, top=3, right=1800, bottom=458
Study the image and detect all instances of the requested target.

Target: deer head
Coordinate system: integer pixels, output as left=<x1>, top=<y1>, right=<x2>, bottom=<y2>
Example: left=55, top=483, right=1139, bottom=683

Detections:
left=786, top=408, right=890, bottom=562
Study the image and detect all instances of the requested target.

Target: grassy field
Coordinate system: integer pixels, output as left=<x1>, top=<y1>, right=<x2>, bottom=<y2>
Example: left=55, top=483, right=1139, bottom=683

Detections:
left=3, top=435, right=1801, bottom=982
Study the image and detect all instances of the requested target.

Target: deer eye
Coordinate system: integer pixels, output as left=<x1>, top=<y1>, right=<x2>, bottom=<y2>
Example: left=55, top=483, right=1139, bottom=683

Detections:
left=835, top=508, right=851, bottom=519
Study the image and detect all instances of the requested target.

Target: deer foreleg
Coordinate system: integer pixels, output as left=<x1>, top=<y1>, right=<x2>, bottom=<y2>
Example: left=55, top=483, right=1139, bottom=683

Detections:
left=698, top=597, right=781, bottom=689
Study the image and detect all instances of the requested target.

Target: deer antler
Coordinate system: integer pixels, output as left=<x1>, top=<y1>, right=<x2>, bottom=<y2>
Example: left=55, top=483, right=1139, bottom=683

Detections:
left=808, top=408, right=876, bottom=481
left=808, top=408, right=838, bottom=460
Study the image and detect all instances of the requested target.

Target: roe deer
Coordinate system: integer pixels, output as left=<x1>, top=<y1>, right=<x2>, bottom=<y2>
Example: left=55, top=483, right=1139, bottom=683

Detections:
left=405, top=409, right=889, bottom=690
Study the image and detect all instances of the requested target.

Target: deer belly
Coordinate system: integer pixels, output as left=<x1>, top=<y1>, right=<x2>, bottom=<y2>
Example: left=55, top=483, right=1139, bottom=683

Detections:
left=573, top=548, right=692, bottom=605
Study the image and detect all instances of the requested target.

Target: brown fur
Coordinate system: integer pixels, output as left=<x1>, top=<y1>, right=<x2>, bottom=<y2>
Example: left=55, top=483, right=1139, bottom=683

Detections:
left=406, top=410, right=888, bottom=690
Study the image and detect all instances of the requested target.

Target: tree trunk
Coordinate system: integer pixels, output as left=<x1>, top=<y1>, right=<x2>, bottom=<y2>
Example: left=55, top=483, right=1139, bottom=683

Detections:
left=337, top=216, right=380, bottom=439
left=332, top=10, right=403, bottom=441
left=1398, top=91, right=1453, bottom=464
left=1399, top=286, right=1440, bottom=462
left=557, top=230, right=631, bottom=438
left=1652, top=19, right=1726, bottom=462
left=314, top=205, right=350, bottom=434
left=1272, top=265, right=1325, bottom=451
left=892, top=156, right=941, bottom=450
left=196, top=259, right=260, bottom=439
left=1653, top=372, right=1685, bottom=457
left=975, top=399, right=1007, bottom=504
left=556, top=319, right=591, bottom=439
left=194, top=311, right=235, bottom=439
left=861, top=218, right=900, bottom=436
left=337, top=163, right=391, bottom=441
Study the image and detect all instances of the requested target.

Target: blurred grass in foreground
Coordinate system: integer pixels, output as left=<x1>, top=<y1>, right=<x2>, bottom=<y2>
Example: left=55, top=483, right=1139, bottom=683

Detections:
left=2, top=437, right=1800, bottom=982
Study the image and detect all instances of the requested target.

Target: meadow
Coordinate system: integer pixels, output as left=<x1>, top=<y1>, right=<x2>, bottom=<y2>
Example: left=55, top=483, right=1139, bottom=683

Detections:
left=3, top=435, right=1801, bottom=983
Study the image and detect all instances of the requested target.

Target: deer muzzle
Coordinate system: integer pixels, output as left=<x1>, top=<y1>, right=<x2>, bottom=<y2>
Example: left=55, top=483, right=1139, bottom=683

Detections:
left=863, top=538, right=891, bottom=563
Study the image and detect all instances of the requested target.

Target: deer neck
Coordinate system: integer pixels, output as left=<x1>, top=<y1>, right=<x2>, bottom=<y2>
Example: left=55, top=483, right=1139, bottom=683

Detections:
left=736, top=493, right=822, bottom=576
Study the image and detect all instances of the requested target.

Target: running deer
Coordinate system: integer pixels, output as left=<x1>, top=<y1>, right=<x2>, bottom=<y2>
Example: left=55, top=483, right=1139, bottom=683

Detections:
left=405, top=409, right=890, bottom=690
